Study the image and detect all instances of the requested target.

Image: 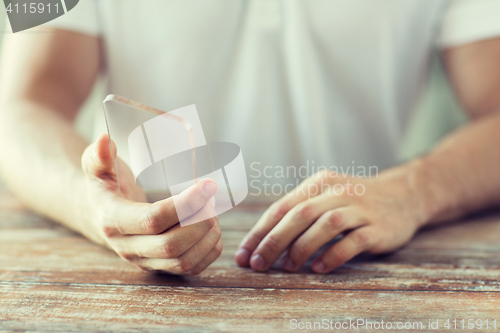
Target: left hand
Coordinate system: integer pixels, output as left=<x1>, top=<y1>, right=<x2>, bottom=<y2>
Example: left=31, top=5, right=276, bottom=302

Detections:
left=234, top=168, right=427, bottom=273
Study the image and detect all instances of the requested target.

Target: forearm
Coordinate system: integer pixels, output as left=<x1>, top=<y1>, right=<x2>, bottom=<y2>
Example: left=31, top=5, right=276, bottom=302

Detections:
left=0, top=99, right=104, bottom=244
left=395, top=111, right=500, bottom=227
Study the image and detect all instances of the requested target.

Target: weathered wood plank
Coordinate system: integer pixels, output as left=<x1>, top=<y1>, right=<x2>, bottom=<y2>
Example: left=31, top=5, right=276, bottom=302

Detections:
left=2, top=217, right=500, bottom=292
left=2, top=182, right=500, bottom=292
left=2, top=283, right=500, bottom=333
left=2, top=182, right=500, bottom=332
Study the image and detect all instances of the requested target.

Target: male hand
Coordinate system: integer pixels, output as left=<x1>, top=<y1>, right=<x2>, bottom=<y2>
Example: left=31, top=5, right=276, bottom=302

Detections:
left=82, top=134, right=222, bottom=275
left=235, top=169, right=425, bottom=273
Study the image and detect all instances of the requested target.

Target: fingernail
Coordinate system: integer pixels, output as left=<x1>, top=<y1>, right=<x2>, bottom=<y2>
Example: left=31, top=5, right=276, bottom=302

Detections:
left=283, top=258, right=295, bottom=271
left=202, top=181, right=217, bottom=198
left=234, top=248, right=250, bottom=265
left=250, top=254, right=265, bottom=271
left=312, top=261, right=325, bottom=273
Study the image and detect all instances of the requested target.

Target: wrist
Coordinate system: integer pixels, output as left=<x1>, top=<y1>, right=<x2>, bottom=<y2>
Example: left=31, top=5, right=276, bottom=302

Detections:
left=379, top=158, right=437, bottom=229
left=395, top=155, right=466, bottom=228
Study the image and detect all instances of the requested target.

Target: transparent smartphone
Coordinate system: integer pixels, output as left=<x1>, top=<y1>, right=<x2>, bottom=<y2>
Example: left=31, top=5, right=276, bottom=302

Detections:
left=103, top=95, right=197, bottom=192
left=102, top=95, right=247, bottom=226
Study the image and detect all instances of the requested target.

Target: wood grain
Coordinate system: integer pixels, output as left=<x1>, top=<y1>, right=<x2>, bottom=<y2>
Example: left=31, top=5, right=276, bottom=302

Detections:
left=1, top=184, right=500, bottom=332
left=2, top=283, right=500, bottom=332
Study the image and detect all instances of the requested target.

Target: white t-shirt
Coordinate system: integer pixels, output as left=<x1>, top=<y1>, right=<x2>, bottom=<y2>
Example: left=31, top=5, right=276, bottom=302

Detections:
left=46, top=0, right=500, bottom=185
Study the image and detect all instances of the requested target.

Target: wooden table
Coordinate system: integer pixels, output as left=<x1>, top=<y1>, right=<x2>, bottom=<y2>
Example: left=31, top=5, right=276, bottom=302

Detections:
left=1, top=184, right=500, bottom=332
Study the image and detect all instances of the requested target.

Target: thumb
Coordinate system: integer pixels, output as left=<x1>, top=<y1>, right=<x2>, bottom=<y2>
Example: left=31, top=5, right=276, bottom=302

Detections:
left=82, top=133, right=117, bottom=177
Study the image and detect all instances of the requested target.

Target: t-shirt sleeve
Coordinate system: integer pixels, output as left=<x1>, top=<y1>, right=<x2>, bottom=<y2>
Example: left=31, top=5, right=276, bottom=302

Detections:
left=438, top=0, right=500, bottom=47
left=42, top=0, right=100, bottom=36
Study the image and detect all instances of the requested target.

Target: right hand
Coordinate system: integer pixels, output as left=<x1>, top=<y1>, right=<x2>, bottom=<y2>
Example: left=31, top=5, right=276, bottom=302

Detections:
left=81, top=134, right=222, bottom=275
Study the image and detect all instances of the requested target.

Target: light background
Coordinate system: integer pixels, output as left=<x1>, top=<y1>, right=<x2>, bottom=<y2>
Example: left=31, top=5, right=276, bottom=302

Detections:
left=0, top=9, right=467, bottom=162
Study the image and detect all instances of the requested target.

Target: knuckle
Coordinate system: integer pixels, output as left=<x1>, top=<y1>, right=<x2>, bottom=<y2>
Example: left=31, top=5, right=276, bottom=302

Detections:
left=214, top=241, right=224, bottom=256
left=159, top=241, right=179, bottom=259
left=100, top=225, right=116, bottom=238
left=332, top=246, right=349, bottom=264
left=290, top=241, right=309, bottom=260
left=144, top=209, right=164, bottom=234
left=294, top=202, right=313, bottom=220
left=204, top=217, right=216, bottom=230
left=99, top=220, right=117, bottom=238
left=173, top=258, right=195, bottom=273
left=354, top=229, right=370, bottom=248
left=270, top=202, right=289, bottom=221
left=244, top=231, right=265, bottom=247
left=325, top=211, right=345, bottom=229
left=262, top=234, right=281, bottom=253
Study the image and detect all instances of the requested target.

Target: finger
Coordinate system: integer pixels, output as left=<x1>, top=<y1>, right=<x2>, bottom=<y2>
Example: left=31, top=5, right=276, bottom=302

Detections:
left=82, top=133, right=117, bottom=178
left=312, top=226, right=376, bottom=274
left=135, top=221, right=221, bottom=274
left=83, top=133, right=218, bottom=235
left=235, top=171, right=333, bottom=266
left=234, top=200, right=289, bottom=267
left=94, top=178, right=217, bottom=236
left=284, top=208, right=366, bottom=271
left=172, top=179, right=218, bottom=222
left=247, top=194, right=347, bottom=272
left=189, top=238, right=223, bottom=275
left=113, top=214, right=217, bottom=259
left=179, top=193, right=217, bottom=227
